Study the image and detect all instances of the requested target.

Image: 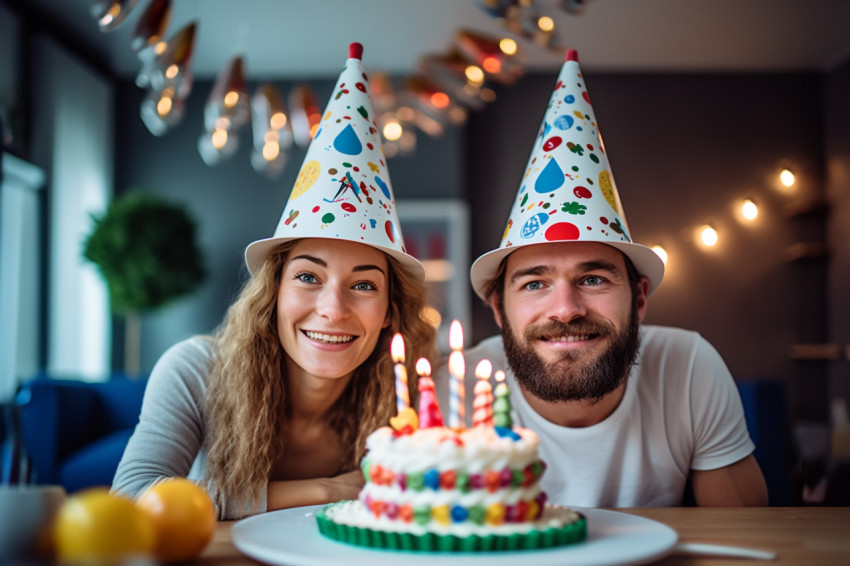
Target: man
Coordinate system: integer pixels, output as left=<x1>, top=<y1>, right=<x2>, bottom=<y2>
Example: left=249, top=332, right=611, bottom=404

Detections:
left=447, top=49, right=767, bottom=507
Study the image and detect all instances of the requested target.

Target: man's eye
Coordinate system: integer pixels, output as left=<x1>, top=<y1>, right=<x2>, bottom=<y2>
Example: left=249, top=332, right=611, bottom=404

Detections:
left=583, top=275, right=604, bottom=286
left=524, top=281, right=543, bottom=290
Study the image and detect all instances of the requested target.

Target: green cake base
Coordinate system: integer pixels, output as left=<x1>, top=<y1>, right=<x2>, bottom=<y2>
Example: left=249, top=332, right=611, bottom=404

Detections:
left=316, top=501, right=588, bottom=553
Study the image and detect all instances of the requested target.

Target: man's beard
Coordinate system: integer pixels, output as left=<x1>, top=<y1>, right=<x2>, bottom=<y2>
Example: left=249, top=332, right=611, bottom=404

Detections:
left=499, top=300, right=642, bottom=405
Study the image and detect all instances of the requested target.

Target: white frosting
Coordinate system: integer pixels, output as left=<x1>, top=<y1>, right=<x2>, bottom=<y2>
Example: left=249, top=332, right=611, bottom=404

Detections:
left=326, top=500, right=581, bottom=537
left=364, top=426, right=540, bottom=474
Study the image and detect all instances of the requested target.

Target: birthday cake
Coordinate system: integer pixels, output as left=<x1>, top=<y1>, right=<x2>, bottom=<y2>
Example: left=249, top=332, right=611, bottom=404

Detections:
left=316, top=355, right=587, bottom=552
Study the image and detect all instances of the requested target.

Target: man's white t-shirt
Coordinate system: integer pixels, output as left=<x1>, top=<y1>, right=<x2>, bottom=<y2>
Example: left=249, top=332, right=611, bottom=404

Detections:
left=435, top=325, right=754, bottom=507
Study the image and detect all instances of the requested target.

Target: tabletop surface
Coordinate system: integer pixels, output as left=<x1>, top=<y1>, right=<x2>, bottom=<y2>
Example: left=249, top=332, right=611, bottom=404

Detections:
left=201, top=506, right=850, bottom=566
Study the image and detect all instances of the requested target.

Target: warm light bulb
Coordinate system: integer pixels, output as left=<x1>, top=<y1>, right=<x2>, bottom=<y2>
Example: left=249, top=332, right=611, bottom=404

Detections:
left=651, top=245, right=668, bottom=264
left=156, top=95, right=173, bottom=116
left=465, top=65, right=485, bottom=85
left=383, top=120, right=403, bottom=141
left=262, top=141, right=280, bottom=161
left=430, top=92, right=450, bottom=109
left=499, top=38, right=517, bottom=56
left=224, top=91, right=239, bottom=108
left=538, top=16, right=555, bottom=32
left=482, top=56, right=502, bottom=74
left=165, top=64, right=179, bottom=79
left=154, top=41, right=167, bottom=55
left=742, top=199, right=758, bottom=220
left=780, top=168, right=795, bottom=187
left=700, top=225, right=718, bottom=247
left=270, top=112, right=287, bottom=130
left=211, top=128, right=228, bottom=150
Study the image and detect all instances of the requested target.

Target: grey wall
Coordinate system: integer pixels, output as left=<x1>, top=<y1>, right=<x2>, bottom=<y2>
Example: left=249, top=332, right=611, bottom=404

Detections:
left=825, top=57, right=850, bottom=405
left=113, top=78, right=465, bottom=371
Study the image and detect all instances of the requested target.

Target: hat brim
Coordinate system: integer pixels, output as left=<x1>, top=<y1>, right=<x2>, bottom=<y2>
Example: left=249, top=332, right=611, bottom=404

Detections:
left=470, top=240, right=665, bottom=301
left=244, top=236, right=426, bottom=282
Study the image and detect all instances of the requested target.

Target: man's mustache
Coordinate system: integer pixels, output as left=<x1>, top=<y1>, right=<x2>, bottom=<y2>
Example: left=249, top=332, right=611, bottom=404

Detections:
left=524, top=318, right=615, bottom=341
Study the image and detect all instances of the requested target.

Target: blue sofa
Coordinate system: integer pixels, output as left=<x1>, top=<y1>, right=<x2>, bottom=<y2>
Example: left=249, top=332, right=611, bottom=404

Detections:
left=15, top=374, right=148, bottom=493
left=13, top=374, right=793, bottom=504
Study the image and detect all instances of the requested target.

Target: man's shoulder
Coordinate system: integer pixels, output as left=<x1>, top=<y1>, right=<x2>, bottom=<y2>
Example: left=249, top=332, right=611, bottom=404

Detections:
left=640, top=325, right=703, bottom=351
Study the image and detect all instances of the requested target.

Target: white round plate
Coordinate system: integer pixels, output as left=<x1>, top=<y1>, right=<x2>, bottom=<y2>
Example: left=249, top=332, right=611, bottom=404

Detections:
left=232, top=504, right=678, bottom=566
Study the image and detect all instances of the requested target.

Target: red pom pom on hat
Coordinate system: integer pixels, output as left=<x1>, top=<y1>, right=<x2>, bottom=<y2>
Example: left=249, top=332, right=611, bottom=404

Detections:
left=565, top=48, right=578, bottom=62
left=349, top=42, right=363, bottom=60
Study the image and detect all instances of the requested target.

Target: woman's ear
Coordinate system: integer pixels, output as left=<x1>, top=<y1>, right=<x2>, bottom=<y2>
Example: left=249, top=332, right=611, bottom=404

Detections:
left=383, top=307, right=392, bottom=329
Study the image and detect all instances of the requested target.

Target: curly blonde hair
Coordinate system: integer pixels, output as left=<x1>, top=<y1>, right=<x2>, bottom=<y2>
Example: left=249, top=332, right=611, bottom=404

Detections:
left=204, top=240, right=436, bottom=513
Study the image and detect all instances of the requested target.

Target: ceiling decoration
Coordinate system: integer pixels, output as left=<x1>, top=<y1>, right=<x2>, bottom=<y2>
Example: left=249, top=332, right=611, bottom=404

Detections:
left=89, top=0, right=598, bottom=176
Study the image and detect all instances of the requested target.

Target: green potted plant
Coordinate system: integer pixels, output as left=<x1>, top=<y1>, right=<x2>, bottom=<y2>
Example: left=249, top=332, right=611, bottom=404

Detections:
left=83, top=191, right=205, bottom=375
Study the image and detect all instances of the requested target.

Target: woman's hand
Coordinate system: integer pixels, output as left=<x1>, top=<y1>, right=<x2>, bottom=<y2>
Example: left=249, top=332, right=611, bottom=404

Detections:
left=322, top=469, right=365, bottom=502
left=266, top=469, right=365, bottom=511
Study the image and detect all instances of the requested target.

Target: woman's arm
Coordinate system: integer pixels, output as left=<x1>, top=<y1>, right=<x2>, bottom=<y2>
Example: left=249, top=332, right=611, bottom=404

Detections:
left=266, top=469, right=364, bottom=510
left=111, top=338, right=212, bottom=499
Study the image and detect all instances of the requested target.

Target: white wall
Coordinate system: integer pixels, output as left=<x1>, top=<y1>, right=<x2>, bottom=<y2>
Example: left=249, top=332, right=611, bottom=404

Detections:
left=31, top=36, right=114, bottom=380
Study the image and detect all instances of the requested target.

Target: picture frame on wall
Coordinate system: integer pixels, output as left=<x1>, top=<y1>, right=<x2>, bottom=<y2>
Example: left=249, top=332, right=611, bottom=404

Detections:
left=396, top=199, right=470, bottom=354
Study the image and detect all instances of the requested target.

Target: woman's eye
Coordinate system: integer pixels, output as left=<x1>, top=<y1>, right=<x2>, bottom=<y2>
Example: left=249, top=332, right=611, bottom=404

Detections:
left=352, top=281, right=376, bottom=291
left=296, top=272, right=318, bottom=284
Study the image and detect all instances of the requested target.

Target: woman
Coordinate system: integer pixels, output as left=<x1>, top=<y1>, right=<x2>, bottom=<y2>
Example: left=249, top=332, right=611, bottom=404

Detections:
left=112, top=237, right=434, bottom=519
left=113, top=42, right=437, bottom=519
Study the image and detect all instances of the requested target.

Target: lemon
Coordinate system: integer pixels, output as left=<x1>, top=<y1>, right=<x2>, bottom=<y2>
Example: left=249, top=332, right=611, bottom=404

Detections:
left=53, top=488, right=155, bottom=564
left=136, top=478, right=216, bottom=562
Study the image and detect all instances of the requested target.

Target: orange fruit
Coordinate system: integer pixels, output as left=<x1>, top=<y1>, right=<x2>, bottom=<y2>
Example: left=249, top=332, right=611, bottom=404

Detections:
left=53, top=487, right=156, bottom=564
left=135, top=478, right=216, bottom=562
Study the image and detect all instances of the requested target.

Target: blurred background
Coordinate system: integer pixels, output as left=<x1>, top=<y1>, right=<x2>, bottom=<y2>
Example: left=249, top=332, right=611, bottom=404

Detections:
left=1, top=0, right=849, bottom=502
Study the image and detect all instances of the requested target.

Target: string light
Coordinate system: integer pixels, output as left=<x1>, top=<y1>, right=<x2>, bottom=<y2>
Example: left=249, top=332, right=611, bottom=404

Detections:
left=651, top=245, right=668, bottom=264
left=499, top=38, right=517, bottom=55
left=741, top=199, right=758, bottom=221
left=699, top=225, right=718, bottom=247
left=780, top=168, right=795, bottom=187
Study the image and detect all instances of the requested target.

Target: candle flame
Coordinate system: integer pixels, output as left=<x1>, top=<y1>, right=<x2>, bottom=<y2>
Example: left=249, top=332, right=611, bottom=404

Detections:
left=415, top=357, right=431, bottom=376
left=475, top=359, right=493, bottom=380
left=495, top=370, right=506, bottom=383
left=391, top=333, right=405, bottom=363
left=448, top=351, right=465, bottom=377
left=449, top=320, right=464, bottom=350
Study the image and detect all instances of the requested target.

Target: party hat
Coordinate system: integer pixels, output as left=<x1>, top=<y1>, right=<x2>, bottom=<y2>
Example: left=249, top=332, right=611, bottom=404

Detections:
left=470, top=48, right=664, bottom=299
left=245, top=43, right=424, bottom=280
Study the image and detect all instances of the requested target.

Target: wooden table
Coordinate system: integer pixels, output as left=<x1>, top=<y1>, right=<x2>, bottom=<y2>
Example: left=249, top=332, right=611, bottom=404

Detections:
left=201, top=507, right=850, bottom=565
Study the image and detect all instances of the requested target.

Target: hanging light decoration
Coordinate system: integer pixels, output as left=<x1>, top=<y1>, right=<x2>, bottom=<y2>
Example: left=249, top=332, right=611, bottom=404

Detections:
left=131, top=0, right=172, bottom=89
left=198, top=56, right=250, bottom=166
left=370, top=72, right=416, bottom=158
left=419, top=49, right=490, bottom=111
left=139, top=21, right=197, bottom=136
left=91, top=0, right=141, bottom=32
left=250, top=84, right=293, bottom=178
left=455, top=29, right=523, bottom=85
left=400, top=75, right=464, bottom=137
left=288, top=84, right=322, bottom=148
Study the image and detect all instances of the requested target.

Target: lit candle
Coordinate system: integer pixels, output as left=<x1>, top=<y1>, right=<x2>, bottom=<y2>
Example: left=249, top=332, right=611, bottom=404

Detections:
left=493, top=370, right=513, bottom=428
left=448, top=320, right=465, bottom=430
left=472, top=359, right=494, bottom=427
left=416, top=357, right=444, bottom=428
left=391, top=333, right=409, bottom=414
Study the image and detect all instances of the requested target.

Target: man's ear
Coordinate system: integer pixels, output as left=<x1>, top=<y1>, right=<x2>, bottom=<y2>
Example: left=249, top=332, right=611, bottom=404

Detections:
left=636, top=276, right=650, bottom=323
left=490, top=292, right=504, bottom=330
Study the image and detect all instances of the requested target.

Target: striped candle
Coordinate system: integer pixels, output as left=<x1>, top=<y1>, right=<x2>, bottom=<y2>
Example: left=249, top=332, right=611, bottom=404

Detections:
left=391, top=333, right=409, bottom=414
left=448, top=320, right=465, bottom=429
left=472, top=359, right=494, bottom=427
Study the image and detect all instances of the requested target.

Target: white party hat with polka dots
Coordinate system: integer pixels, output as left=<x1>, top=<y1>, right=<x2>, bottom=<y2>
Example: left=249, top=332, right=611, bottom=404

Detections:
left=470, top=48, right=664, bottom=298
left=245, top=43, right=423, bottom=280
